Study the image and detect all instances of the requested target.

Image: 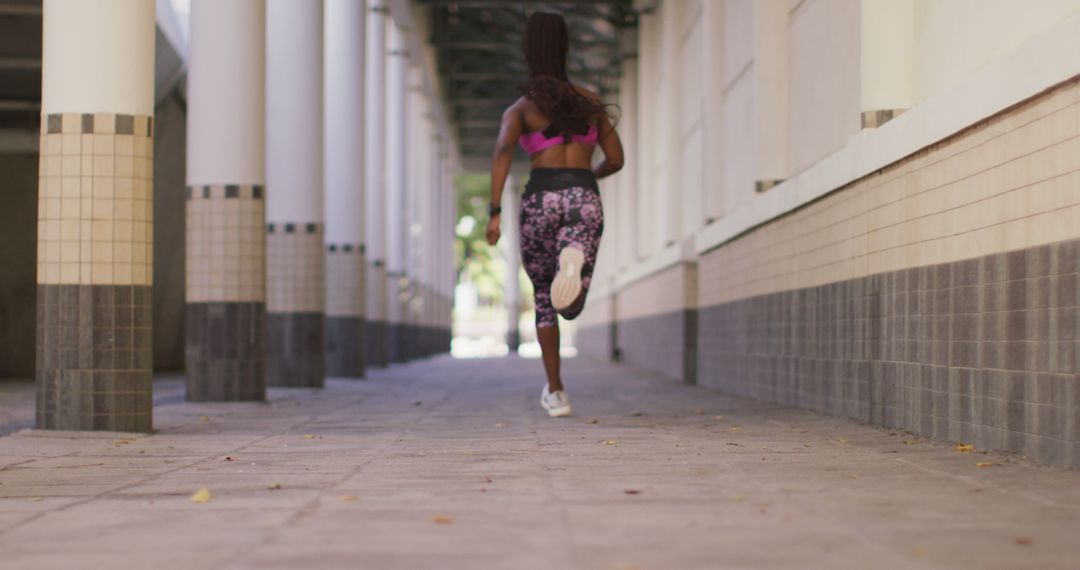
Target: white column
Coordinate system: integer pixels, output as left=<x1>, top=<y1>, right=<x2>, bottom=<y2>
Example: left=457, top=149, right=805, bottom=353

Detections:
left=186, top=0, right=267, bottom=401
left=658, top=0, right=681, bottom=246
left=37, top=0, right=156, bottom=431
left=364, top=1, right=388, bottom=366
left=616, top=29, right=640, bottom=267
left=501, top=174, right=521, bottom=351
left=860, top=0, right=915, bottom=128
left=265, top=0, right=325, bottom=387
left=385, top=20, right=408, bottom=363
left=323, top=0, right=366, bottom=378
left=753, top=0, right=789, bottom=192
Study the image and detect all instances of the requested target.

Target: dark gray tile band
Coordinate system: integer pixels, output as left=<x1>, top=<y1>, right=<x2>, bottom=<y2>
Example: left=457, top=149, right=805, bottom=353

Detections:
left=616, top=310, right=696, bottom=383
left=326, top=316, right=365, bottom=378
left=267, top=312, right=325, bottom=388
left=43, top=113, right=152, bottom=135
left=387, top=322, right=405, bottom=364
left=36, top=284, right=153, bottom=433
left=697, top=239, right=1080, bottom=468
left=185, top=302, right=266, bottom=401
left=366, top=320, right=389, bottom=368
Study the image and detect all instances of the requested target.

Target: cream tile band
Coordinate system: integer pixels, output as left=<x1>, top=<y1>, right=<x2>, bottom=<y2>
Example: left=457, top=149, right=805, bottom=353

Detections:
left=186, top=184, right=265, bottom=303
left=37, top=112, right=154, bottom=286
left=267, top=223, right=325, bottom=313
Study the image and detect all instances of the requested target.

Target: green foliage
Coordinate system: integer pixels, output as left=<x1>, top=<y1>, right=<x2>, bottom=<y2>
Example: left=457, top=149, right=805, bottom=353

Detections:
left=455, top=174, right=503, bottom=306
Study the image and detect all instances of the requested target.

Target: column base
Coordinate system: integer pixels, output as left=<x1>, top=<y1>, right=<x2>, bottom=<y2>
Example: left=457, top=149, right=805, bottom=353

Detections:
left=387, top=322, right=406, bottom=364
left=267, top=312, right=325, bottom=387
left=506, top=329, right=520, bottom=353
left=36, top=284, right=153, bottom=433
left=326, top=315, right=365, bottom=378
left=185, top=302, right=266, bottom=402
left=366, top=320, right=389, bottom=367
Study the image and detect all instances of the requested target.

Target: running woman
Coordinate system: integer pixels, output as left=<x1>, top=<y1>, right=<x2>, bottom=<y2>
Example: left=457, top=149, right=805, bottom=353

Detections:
left=486, top=11, right=625, bottom=417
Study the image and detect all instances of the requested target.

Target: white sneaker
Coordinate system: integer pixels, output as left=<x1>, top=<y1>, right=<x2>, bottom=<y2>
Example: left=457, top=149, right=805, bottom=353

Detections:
left=551, top=247, right=585, bottom=311
left=541, top=385, right=572, bottom=418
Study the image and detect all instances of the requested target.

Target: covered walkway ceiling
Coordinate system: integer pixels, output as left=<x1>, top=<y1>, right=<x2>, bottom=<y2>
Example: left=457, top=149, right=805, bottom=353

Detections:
left=421, top=0, right=638, bottom=159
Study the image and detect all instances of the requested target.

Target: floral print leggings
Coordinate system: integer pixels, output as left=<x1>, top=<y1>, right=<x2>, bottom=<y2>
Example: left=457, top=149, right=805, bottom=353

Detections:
left=520, top=184, right=604, bottom=328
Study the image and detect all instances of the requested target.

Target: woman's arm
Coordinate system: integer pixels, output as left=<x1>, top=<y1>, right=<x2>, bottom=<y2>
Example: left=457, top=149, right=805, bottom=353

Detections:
left=487, top=102, right=524, bottom=246
left=592, top=111, right=624, bottom=180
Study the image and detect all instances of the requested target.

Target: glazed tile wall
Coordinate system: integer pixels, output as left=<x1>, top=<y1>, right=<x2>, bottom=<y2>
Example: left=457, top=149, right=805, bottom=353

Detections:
left=37, top=113, right=154, bottom=286
left=267, top=223, right=325, bottom=313
left=186, top=184, right=265, bottom=302
left=698, top=79, right=1080, bottom=309
left=694, top=78, right=1080, bottom=467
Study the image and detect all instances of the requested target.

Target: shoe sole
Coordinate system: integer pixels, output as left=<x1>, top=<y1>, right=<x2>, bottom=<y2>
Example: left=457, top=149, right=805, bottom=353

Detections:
left=544, top=404, right=572, bottom=418
left=551, top=247, right=585, bottom=311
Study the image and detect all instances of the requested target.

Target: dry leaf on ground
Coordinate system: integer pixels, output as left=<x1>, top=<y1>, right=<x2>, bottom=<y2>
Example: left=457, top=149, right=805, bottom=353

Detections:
left=190, top=488, right=212, bottom=503
left=113, top=439, right=133, bottom=445
left=624, top=489, right=642, bottom=495
left=200, top=416, right=210, bottom=422
left=955, top=443, right=975, bottom=453
left=303, top=434, right=317, bottom=440
left=586, top=418, right=599, bottom=424
left=431, top=515, right=453, bottom=524
left=976, top=462, right=993, bottom=467
left=1015, top=537, right=1033, bottom=546
left=902, top=439, right=916, bottom=445
left=730, top=426, right=742, bottom=433
left=268, top=483, right=282, bottom=490
left=602, top=439, right=617, bottom=446
left=631, top=411, right=643, bottom=417
left=339, top=495, right=359, bottom=502
left=26, top=497, right=43, bottom=502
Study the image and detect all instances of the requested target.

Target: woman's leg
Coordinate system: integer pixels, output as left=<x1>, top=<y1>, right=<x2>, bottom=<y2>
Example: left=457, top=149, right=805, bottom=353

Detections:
left=555, top=188, right=604, bottom=321
left=536, top=325, right=562, bottom=392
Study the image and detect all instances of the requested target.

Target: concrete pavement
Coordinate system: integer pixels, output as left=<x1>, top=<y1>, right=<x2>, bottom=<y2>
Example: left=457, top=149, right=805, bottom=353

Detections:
left=1, top=355, right=1080, bottom=569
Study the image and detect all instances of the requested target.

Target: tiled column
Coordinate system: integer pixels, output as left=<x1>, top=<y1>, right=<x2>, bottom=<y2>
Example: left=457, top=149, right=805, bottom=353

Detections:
left=364, top=2, right=389, bottom=367
left=323, top=0, right=366, bottom=378
left=752, top=0, right=788, bottom=193
left=403, top=66, right=425, bottom=361
left=860, top=0, right=915, bottom=129
left=266, top=0, right=325, bottom=387
left=185, top=0, right=267, bottom=402
left=385, top=21, right=408, bottom=364
left=502, top=174, right=521, bottom=352
left=36, top=0, right=156, bottom=431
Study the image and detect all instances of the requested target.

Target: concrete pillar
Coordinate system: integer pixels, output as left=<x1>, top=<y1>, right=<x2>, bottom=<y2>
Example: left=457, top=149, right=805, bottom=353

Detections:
left=364, top=1, right=389, bottom=367
left=266, top=0, right=325, bottom=387
left=385, top=21, right=408, bottom=364
left=36, top=0, right=156, bottom=431
left=185, top=0, right=267, bottom=401
left=404, top=66, right=426, bottom=360
left=860, top=0, right=915, bottom=129
left=753, top=0, right=789, bottom=193
left=501, top=174, right=521, bottom=352
left=323, top=0, right=366, bottom=378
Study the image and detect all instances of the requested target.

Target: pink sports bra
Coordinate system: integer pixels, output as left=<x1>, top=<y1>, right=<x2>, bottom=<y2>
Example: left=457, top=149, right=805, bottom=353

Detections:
left=518, top=124, right=599, bottom=155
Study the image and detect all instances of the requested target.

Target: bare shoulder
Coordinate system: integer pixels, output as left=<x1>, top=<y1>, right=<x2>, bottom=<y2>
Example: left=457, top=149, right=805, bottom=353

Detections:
left=502, top=96, right=531, bottom=119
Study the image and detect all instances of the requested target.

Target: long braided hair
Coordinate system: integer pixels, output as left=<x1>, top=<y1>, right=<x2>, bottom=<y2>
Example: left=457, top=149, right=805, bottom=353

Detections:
left=517, top=12, right=614, bottom=141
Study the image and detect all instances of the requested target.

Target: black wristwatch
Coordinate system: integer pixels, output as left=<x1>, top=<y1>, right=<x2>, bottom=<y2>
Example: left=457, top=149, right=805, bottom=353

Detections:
left=487, top=203, right=502, bottom=217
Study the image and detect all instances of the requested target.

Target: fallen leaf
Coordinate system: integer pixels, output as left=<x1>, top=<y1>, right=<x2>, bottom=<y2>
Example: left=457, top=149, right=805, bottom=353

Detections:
left=803, top=444, right=812, bottom=448
left=114, top=439, right=133, bottom=445
left=602, top=439, right=617, bottom=446
left=431, top=514, right=453, bottom=524
left=631, top=411, right=643, bottom=417
left=850, top=473, right=860, bottom=479
left=339, top=495, right=359, bottom=502
left=730, top=426, right=742, bottom=433
left=484, top=477, right=493, bottom=483
left=26, top=497, right=43, bottom=502
left=714, top=415, right=725, bottom=420
left=976, top=462, right=993, bottom=468
left=694, top=409, right=705, bottom=415
left=1015, top=537, right=1033, bottom=546
left=624, top=489, right=642, bottom=495
left=586, top=418, right=599, bottom=425
left=902, top=439, right=916, bottom=445
left=303, top=434, right=317, bottom=440
left=837, top=438, right=849, bottom=444
left=955, top=443, right=975, bottom=453
left=733, top=495, right=745, bottom=502
left=495, top=423, right=505, bottom=428
left=190, top=487, right=212, bottom=503
left=200, top=415, right=210, bottom=422
left=268, top=483, right=282, bottom=490
left=224, top=456, right=235, bottom=462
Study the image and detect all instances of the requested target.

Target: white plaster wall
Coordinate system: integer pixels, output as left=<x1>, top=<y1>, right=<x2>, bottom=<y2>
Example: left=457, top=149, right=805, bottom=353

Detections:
left=913, top=0, right=1080, bottom=103
left=677, top=0, right=705, bottom=236
left=719, top=0, right=756, bottom=216
left=786, top=0, right=861, bottom=176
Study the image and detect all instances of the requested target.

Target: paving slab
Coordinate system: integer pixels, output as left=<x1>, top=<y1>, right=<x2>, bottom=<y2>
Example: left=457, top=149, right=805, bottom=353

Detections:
left=1, top=355, right=1079, bottom=569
